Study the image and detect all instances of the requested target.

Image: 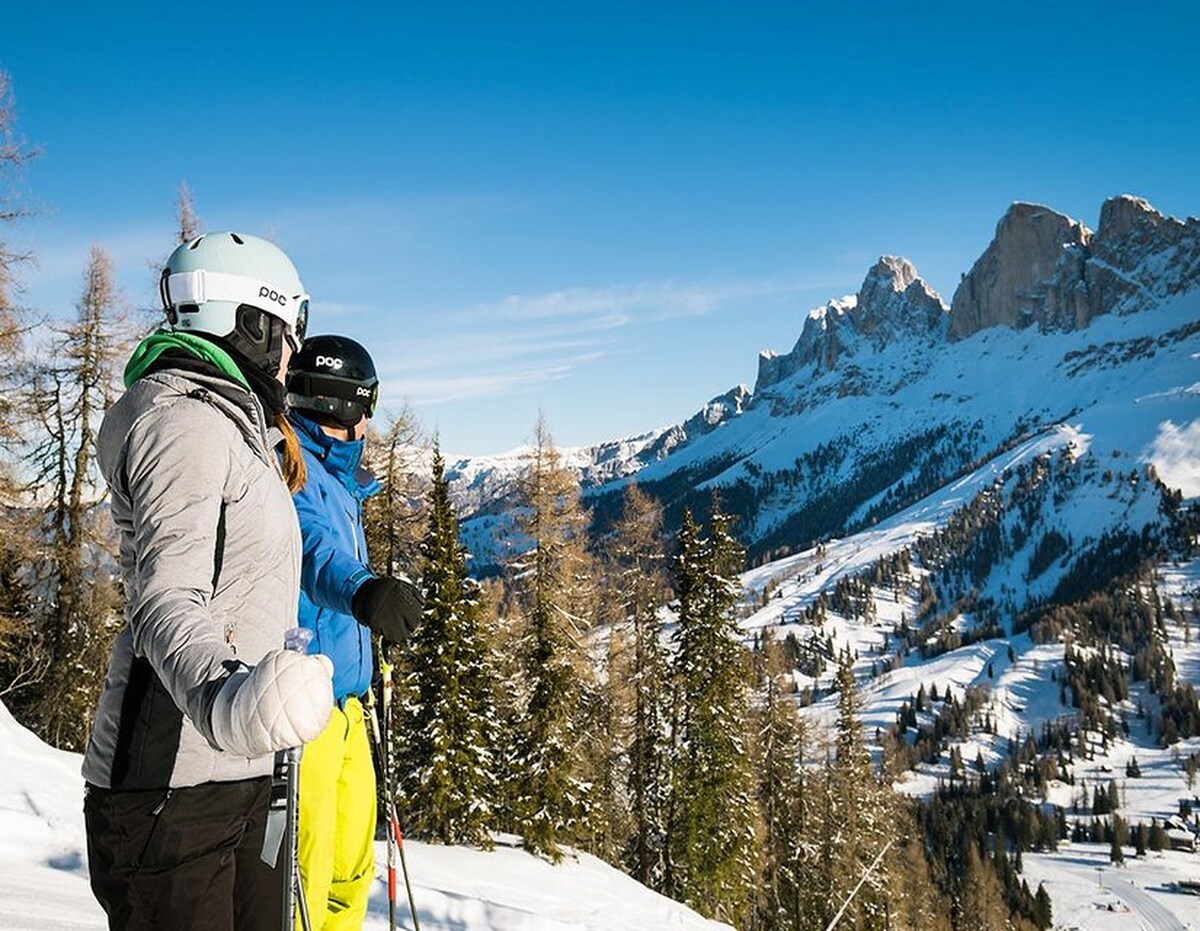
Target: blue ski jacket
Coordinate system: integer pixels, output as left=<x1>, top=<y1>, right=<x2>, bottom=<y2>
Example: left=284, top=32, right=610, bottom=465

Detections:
left=289, top=412, right=381, bottom=702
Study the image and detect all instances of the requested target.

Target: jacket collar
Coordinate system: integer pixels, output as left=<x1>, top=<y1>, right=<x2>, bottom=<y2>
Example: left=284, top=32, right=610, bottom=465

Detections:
left=125, top=331, right=249, bottom=389
left=133, top=366, right=280, bottom=468
left=290, top=412, right=381, bottom=499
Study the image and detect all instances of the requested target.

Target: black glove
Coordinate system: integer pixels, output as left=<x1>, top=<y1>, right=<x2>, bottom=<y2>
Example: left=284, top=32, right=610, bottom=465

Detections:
left=351, top=576, right=423, bottom=644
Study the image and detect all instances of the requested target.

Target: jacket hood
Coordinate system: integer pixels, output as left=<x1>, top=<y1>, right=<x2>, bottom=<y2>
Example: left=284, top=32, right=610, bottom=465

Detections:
left=291, top=412, right=381, bottom=500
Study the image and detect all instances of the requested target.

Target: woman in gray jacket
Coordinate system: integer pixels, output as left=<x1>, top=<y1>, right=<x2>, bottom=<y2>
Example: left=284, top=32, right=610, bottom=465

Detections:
left=82, top=232, right=335, bottom=931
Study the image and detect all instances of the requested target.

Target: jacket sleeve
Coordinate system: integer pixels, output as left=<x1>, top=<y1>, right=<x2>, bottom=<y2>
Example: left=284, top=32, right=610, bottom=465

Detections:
left=292, top=463, right=374, bottom=618
left=120, top=402, right=245, bottom=746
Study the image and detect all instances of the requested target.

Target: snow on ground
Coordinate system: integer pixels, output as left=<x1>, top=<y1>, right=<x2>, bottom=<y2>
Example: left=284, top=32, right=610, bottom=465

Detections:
left=0, top=702, right=728, bottom=931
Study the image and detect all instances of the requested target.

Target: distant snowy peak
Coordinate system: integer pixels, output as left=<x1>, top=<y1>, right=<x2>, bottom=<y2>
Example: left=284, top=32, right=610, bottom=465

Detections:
left=950, top=195, right=1200, bottom=339
left=446, top=385, right=751, bottom=514
left=679, top=384, right=751, bottom=436
left=755, top=255, right=947, bottom=393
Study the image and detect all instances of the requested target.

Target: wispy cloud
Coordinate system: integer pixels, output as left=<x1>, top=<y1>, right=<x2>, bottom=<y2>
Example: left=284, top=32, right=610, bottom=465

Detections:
left=377, top=274, right=846, bottom=404
left=384, top=361, right=579, bottom=406
left=469, top=277, right=827, bottom=324
left=11, top=209, right=851, bottom=411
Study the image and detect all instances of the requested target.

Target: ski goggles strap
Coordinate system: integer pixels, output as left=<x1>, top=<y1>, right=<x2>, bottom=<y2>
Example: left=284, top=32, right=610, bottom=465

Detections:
left=163, top=270, right=310, bottom=342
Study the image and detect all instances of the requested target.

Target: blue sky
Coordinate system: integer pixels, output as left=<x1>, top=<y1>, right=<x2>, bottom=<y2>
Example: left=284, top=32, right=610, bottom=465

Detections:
left=3, top=2, right=1198, bottom=455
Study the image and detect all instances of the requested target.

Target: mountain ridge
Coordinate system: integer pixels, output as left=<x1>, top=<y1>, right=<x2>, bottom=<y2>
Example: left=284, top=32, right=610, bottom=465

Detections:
left=450, top=194, right=1200, bottom=572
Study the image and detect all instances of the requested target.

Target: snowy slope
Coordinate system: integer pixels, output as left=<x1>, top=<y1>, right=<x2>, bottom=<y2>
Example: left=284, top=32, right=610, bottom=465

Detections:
left=0, top=702, right=728, bottom=931
left=727, top=423, right=1200, bottom=927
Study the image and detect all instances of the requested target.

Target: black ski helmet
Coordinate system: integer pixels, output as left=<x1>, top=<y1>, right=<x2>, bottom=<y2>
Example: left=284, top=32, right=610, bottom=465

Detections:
left=286, top=335, right=379, bottom=428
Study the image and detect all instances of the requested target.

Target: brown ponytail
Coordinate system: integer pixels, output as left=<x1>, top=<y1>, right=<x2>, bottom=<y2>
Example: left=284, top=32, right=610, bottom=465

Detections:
left=277, top=414, right=308, bottom=493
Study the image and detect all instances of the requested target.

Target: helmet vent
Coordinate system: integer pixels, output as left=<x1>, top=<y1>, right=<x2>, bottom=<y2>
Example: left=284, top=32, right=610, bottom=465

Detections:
left=188, top=236, right=204, bottom=250
left=229, top=232, right=245, bottom=245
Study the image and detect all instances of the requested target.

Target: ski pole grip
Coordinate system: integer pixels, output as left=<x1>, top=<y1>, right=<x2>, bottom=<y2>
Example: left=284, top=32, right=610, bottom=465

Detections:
left=284, top=627, right=313, bottom=654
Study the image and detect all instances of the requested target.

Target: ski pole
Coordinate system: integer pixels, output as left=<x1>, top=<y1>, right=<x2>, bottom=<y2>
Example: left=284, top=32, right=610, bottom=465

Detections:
left=368, top=640, right=421, bottom=931
left=382, top=647, right=397, bottom=931
left=387, top=798, right=420, bottom=931
left=364, top=680, right=397, bottom=930
left=823, top=837, right=894, bottom=931
left=283, top=628, right=315, bottom=931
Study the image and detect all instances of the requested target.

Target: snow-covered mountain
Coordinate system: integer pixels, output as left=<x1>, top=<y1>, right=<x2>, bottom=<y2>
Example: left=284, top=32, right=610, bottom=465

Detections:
left=446, top=194, right=1200, bottom=926
left=454, top=194, right=1200, bottom=574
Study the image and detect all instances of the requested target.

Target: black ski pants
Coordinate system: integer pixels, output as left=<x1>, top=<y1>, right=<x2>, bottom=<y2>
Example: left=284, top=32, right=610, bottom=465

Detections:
left=85, top=776, right=284, bottom=931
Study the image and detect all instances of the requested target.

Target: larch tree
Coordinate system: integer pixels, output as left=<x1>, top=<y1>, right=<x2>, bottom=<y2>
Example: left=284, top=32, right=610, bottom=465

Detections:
left=358, top=406, right=426, bottom=845
left=802, top=648, right=896, bottom=931
left=508, top=413, right=598, bottom=859
left=957, top=843, right=1010, bottom=931
left=0, top=68, right=35, bottom=334
left=668, top=504, right=762, bottom=927
left=398, top=442, right=498, bottom=846
left=175, top=181, right=200, bottom=244
left=575, top=619, right=632, bottom=865
left=0, top=69, right=42, bottom=708
left=23, top=245, right=129, bottom=749
left=362, top=405, right=427, bottom=581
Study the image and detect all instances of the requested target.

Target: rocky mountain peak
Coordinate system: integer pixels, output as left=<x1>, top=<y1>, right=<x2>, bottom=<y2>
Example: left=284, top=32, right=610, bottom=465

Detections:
left=754, top=256, right=945, bottom=395
left=949, top=203, right=1091, bottom=340
left=1096, top=194, right=1163, bottom=244
left=853, top=255, right=947, bottom=342
left=950, top=195, right=1200, bottom=339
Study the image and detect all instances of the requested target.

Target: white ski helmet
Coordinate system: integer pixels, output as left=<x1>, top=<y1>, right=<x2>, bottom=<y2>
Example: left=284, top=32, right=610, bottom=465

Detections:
left=159, top=231, right=310, bottom=370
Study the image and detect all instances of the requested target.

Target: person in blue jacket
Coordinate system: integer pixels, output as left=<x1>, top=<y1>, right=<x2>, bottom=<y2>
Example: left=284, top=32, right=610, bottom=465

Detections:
left=285, top=334, right=422, bottom=929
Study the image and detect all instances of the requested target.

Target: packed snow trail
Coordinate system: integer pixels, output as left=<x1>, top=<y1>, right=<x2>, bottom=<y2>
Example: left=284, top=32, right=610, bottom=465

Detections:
left=1108, top=879, right=1186, bottom=931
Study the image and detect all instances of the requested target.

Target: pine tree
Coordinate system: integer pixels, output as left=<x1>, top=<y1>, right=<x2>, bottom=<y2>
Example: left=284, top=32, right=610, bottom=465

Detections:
left=508, top=414, right=597, bottom=858
left=398, top=443, right=498, bottom=846
left=668, top=504, right=762, bottom=927
left=755, top=628, right=807, bottom=931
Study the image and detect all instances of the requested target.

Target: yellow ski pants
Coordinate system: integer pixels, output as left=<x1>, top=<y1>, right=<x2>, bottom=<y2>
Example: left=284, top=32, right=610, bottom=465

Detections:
left=298, top=695, right=377, bottom=930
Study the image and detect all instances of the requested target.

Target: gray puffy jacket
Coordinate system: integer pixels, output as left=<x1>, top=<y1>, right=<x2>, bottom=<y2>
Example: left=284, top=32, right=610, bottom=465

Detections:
left=82, top=365, right=302, bottom=789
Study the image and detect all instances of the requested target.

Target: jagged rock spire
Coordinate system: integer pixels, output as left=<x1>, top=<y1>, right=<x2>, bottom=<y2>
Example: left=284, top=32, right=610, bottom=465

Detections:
left=755, top=256, right=945, bottom=393
left=949, top=203, right=1091, bottom=340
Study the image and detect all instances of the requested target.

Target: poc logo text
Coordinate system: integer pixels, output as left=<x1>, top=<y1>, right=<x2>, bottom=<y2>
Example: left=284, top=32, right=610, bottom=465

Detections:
left=258, top=286, right=288, bottom=307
